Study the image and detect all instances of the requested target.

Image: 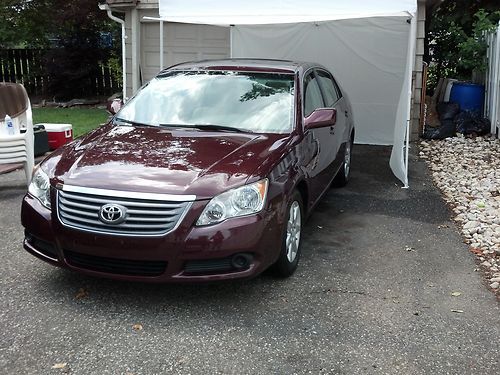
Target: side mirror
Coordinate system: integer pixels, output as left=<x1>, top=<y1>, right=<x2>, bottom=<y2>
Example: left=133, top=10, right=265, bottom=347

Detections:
left=304, top=108, right=337, bottom=130
left=107, top=98, right=123, bottom=115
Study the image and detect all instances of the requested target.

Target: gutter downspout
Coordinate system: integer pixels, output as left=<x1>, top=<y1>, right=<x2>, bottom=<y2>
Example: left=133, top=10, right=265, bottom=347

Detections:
left=102, top=6, right=127, bottom=101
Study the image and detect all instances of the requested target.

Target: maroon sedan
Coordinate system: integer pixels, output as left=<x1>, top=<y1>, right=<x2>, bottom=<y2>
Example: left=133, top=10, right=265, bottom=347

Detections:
left=22, top=59, right=355, bottom=282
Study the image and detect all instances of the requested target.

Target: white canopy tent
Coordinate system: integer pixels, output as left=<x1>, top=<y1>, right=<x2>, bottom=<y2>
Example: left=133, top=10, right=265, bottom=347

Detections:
left=155, top=0, right=418, bottom=187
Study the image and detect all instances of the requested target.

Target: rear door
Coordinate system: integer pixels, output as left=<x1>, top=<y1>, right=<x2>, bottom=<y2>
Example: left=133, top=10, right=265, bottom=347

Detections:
left=316, top=69, right=348, bottom=171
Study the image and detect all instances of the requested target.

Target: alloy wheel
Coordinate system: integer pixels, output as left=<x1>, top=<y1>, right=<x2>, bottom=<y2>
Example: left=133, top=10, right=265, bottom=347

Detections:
left=344, top=141, right=351, bottom=178
left=286, top=201, right=301, bottom=262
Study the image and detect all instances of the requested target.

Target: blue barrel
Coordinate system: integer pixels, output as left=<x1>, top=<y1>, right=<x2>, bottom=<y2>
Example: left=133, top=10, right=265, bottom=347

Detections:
left=450, top=82, right=485, bottom=114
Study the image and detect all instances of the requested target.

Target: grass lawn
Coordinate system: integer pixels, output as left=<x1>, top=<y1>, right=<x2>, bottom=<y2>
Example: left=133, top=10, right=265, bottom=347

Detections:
left=32, top=107, right=109, bottom=138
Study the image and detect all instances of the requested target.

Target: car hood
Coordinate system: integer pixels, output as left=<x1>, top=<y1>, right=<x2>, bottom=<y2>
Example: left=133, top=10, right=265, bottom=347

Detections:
left=46, top=124, right=291, bottom=199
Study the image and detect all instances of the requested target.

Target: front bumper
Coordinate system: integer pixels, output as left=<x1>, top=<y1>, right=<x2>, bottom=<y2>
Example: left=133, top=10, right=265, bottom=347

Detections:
left=21, top=194, right=283, bottom=283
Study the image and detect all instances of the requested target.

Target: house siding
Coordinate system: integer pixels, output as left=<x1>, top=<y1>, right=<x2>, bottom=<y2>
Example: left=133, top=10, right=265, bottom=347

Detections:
left=136, top=0, right=158, bottom=7
left=140, top=8, right=229, bottom=84
left=115, top=2, right=229, bottom=98
left=412, top=1, right=426, bottom=140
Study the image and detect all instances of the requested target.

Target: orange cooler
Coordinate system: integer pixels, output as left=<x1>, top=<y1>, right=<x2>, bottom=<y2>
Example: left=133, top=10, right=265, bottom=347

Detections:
left=39, top=123, right=73, bottom=150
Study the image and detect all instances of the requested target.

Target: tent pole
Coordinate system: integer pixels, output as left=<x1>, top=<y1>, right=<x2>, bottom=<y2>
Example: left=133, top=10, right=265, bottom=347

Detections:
left=230, top=25, right=234, bottom=58
left=160, top=20, right=164, bottom=71
left=403, top=14, right=418, bottom=189
left=492, top=23, right=500, bottom=135
left=404, top=119, right=410, bottom=189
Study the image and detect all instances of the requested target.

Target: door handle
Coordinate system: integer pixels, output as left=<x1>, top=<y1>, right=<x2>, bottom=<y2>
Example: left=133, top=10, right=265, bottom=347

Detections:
left=345, top=110, right=349, bottom=117
left=313, top=139, right=320, bottom=157
left=330, top=126, right=335, bottom=135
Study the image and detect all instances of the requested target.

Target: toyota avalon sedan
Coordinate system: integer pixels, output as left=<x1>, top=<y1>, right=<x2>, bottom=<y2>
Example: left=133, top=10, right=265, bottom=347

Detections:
left=22, top=59, right=355, bottom=282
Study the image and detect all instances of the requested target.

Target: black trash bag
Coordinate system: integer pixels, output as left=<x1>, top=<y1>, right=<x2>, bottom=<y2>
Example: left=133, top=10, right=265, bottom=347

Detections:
left=474, top=117, right=491, bottom=135
left=455, top=111, right=491, bottom=136
left=455, top=111, right=474, bottom=134
left=423, top=119, right=456, bottom=140
left=437, top=102, right=461, bottom=121
left=422, top=127, right=436, bottom=139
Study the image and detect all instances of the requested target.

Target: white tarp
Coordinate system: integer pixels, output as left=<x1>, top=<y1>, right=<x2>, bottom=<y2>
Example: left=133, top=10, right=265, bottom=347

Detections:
left=231, top=19, right=410, bottom=146
left=157, top=0, right=417, bottom=186
left=159, top=0, right=417, bottom=24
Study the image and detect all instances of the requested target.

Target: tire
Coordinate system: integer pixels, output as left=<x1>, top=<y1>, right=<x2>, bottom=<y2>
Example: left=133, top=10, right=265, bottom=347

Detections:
left=332, top=135, right=353, bottom=188
left=272, top=191, right=304, bottom=277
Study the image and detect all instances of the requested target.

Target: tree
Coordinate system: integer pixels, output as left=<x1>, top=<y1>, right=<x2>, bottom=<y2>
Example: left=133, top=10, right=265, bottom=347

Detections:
left=426, top=0, right=500, bottom=90
left=0, top=0, right=121, bottom=98
left=43, top=0, right=119, bottom=99
left=0, top=0, right=53, bottom=48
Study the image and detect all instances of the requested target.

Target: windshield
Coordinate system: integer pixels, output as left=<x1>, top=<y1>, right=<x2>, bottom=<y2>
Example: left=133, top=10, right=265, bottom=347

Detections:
left=116, top=71, right=295, bottom=134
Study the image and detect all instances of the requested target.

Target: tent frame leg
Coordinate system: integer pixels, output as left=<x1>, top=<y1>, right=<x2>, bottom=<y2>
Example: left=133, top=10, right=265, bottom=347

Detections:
left=403, top=119, right=410, bottom=189
left=160, top=20, right=164, bottom=71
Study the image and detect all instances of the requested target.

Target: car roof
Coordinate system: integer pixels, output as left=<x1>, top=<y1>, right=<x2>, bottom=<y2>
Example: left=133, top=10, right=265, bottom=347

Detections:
left=160, top=59, right=320, bottom=75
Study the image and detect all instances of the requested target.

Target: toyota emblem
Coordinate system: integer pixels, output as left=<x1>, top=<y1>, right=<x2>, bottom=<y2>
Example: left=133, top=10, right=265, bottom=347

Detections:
left=98, top=203, right=127, bottom=225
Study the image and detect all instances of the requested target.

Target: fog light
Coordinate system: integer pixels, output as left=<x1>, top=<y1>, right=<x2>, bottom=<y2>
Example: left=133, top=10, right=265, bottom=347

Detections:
left=231, top=253, right=253, bottom=270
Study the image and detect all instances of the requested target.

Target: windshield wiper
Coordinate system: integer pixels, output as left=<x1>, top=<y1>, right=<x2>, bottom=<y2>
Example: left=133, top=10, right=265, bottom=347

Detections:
left=113, top=117, right=153, bottom=127
left=159, top=124, right=253, bottom=133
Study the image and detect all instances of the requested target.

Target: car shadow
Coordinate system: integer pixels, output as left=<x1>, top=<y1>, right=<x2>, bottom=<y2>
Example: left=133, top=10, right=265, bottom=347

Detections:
left=36, top=264, right=295, bottom=319
left=32, top=192, right=348, bottom=319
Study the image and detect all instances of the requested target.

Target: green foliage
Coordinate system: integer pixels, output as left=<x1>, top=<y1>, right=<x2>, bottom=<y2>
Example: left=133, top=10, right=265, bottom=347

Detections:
left=42, top=0, right=118, bottom=99
left=0, top=0, right=53, bottom=48
left=457, top=10, right=500, bottom=72
left=107, top=55, right=123, bottom=87
left=427, top=18, right=466, bottom=88
left=431, top=0, right=500, bottom=34
left=1, top=0, right=122, bottom=99
left=427, top=1, right=500, bottom=90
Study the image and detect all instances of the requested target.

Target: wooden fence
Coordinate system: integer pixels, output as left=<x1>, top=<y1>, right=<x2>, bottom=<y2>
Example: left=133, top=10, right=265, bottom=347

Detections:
left=0, top=49, right=120, bottom=98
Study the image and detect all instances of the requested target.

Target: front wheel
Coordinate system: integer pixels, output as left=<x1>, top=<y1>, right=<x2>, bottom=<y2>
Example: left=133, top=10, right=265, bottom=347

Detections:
left=272, top=191, right=303, bottom=277
left=333, top=137, right=353, bottom=187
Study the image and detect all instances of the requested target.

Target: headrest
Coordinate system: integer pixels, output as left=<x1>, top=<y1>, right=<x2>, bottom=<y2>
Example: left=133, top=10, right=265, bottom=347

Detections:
left=0, top=83, right=29, bottom=119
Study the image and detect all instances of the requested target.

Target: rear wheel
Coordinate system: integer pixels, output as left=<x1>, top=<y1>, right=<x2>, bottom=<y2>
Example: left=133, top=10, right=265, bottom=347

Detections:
left=273, top=191, right=303, bottom=277
left=333, top=136, right=353, bottom=187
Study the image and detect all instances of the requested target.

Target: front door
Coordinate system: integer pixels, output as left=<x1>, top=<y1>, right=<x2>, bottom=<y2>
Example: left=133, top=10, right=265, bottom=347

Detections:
left=316, top=69, right=347, bottom=172
left=302, top=71, right=335, bottom=204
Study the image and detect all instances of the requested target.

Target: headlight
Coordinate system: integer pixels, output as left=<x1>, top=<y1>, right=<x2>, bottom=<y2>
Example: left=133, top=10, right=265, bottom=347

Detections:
left=28, top=167, right=51, bottom=209
left=196, top=179, right=268, bottom=226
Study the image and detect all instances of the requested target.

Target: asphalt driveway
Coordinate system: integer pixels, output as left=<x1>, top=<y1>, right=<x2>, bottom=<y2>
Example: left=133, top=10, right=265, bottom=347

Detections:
left=0, top=145, right=498, bottom=374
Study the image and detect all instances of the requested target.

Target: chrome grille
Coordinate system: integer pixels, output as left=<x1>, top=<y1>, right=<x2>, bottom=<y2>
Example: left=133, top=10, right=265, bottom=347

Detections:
left=57, top=187, right=193, bottom=236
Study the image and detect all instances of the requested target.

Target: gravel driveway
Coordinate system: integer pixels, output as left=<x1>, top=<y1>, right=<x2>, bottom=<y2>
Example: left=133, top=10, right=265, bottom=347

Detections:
left=0, top=145, right=498, bottom=374
left=421, top=136, right=500, bottom=296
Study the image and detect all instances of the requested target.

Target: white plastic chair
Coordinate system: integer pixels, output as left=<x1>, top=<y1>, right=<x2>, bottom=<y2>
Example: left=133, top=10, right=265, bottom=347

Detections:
left=0, top=83, right=34, bottom=185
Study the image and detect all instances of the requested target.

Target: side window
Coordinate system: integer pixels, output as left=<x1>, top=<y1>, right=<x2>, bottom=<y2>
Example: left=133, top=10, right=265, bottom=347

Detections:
left=316, top=70, right=340, bottom=107
left=303, top=72, right=325, bottom=117
left=331, top=76, right=343, bottom=100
